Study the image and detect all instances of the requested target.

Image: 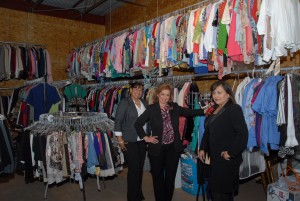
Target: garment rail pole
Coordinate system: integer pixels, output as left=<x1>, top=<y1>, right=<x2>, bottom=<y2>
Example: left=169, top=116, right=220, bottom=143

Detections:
left=24, top=77, right=45, bottom=86
left=80, top=66, right=300, bottom=88
left=0, top=87, right=16, bottom=90
left=44, top=183, right=48, bottom=200
left=0, top=40, right=45, bottom=47
left=148, top=66, right=300, bottom=81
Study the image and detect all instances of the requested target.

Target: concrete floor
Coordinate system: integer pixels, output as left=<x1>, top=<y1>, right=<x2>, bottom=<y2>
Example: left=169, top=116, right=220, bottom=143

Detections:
left=0, top=169, right=266, bottom=201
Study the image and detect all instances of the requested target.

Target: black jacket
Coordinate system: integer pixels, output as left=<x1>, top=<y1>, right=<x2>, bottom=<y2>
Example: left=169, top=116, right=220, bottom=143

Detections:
left=200, top=102, right=248, bottom=193
left=135, top=102, right=204, bottom=156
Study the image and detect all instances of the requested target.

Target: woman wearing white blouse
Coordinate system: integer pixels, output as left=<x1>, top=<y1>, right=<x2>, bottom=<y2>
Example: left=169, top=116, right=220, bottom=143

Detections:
left=114, top=82, right=148, bottom=201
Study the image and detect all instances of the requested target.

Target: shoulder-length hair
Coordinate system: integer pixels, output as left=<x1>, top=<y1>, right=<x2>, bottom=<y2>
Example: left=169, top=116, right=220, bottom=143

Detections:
left=153, top=83, right=173, bottom=103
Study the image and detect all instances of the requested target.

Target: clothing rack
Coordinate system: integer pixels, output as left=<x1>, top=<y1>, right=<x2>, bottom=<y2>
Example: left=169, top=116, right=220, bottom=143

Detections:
left=184, top=66, right=300, bottom=107
left=134, top=66, right=300, bottom=83
left=0, top=86, right=17, bottom=90
left=82, top=80, right=129, bottom=88
left=81, top=66, right=300, bottom=88
left=50, top=79, right=72, bottom=87
left=38, top=112, right=114, bottom=130
left=0, top=41, right=45, bottom=47
left=30, top=112, right=114, bottom=201
left=76, top=0, right=214, bottom=49
left=23, top=77, right=45, bottom=86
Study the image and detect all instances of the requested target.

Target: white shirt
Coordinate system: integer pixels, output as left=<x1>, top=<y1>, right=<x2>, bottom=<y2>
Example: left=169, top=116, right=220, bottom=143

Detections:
left=134, top=101, right=147, bottom=141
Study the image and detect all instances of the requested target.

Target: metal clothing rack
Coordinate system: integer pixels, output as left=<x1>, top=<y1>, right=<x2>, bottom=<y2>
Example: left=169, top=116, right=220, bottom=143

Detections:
left=134, top=66, right=300, bottom=83
left=0, top=40, right=45, bottom=47
left=80, top=66, right=300, bottom=89
left=30, top=112, right=114, bottom=201
left=0, top=86, right=17, bottom=90
left=82, top=80, right=129, bottom=89
left=24, top=77, right=45, bottom=86
left=0, top=77, right=46, bottom=95
left=184, top=66, right=300, bottom=107
left=38, top=112, right=114, bottom=130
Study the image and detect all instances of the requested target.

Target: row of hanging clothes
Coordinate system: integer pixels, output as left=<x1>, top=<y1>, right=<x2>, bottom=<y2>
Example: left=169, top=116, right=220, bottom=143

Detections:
left=0, top=89, right=11, bottom=115
left=21, top=112, right=118, bottom=200
left=83, top=81, right=130, bottom=118
left=234, top=71, right=300, bottom=156
left=7, top=78, right=61, bottom=128
left=0, top=114, right=14, bottom=176
left=6, top=77, right=91, bottom=129
left=66, top=0, right=300, bottom=81
left=82, top=77, right=203, bottom=146
left=232, top=68, right=300, bottom=180
left=0, top=43, right=53, bottom=82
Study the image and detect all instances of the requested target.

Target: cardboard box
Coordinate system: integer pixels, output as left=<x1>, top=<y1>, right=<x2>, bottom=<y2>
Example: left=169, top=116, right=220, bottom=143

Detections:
left=267, top=179, right=300, bottom=201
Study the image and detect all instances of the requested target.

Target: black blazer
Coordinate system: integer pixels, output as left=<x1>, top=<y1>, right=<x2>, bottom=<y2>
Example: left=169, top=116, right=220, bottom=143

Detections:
left=200, top=102, right=248, bottom=193
left=114, top=97, right=148, bottom=142
left=200, top=102, right=248, bottom=164
left=134, top=102, right=204, bottom=156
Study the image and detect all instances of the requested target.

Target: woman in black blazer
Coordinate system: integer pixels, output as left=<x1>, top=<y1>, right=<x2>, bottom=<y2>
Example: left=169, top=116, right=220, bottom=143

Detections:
left=114, top=82, right=148, bottom=201
left=135, top=83, right=205, bottom=201
left=198, top=81, right=248, bottom=201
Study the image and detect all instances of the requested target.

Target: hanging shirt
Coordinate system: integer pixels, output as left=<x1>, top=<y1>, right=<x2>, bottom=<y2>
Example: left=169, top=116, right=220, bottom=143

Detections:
left=26, top=83, right=61, bottom=121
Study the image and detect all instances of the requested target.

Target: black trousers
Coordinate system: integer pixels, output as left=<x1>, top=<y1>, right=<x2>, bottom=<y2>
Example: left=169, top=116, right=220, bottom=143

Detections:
left=149, top=143, right=180, bottom=201
left=212, top=191, right=234, bottom=201
left=124, top=141, right=147, bottom=201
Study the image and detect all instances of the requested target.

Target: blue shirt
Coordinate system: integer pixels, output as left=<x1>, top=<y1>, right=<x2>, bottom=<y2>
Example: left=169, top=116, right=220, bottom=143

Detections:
left=252, top=76, right=283, bottom=154
left=26, top=83, right=61, bottom=121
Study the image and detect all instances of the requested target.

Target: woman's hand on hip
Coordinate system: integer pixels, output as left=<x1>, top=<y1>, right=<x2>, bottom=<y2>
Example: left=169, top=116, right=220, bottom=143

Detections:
left=117, top=139, right=127, bottom=152
left=221, top=151, right=230, bottom=160
left=144, top=136, right=159, bottom=144
left=198, top=150, right=205, bottom=163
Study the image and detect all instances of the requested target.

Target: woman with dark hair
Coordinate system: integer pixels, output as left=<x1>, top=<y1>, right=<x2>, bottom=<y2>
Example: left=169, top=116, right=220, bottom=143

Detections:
left=114, top=82, right=147, bottom=201
left=134, top=83, right=206, bottom=201
left=198, top=80, right=248, bottom=201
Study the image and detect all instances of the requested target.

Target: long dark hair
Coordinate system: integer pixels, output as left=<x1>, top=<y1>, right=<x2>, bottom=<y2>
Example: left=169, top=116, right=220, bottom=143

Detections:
left=210, top=80, right=236, bottom=104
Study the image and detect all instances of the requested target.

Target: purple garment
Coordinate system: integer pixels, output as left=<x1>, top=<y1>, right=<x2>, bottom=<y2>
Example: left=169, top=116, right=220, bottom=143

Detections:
left=161, top=104, right=175, bottom=144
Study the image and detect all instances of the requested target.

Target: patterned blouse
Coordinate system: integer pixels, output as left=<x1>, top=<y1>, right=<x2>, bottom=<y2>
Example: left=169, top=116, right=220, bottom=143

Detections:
left=161, top=104, right=175, bottom=144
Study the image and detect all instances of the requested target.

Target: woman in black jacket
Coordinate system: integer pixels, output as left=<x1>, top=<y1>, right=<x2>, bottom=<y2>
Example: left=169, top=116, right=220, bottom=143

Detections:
left=114, top=82, right=148, bottom=201
left=198, top=81, right=248, bottom=201
left=134, top=83, right=205, bottom=201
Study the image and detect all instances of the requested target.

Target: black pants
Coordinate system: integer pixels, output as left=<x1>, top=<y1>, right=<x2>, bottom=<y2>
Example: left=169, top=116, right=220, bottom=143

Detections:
left=149, top=143, right=180, bottom=201
left=124, top=141, right=147, bottom=201
left=212, top=191, right=234, bottom=201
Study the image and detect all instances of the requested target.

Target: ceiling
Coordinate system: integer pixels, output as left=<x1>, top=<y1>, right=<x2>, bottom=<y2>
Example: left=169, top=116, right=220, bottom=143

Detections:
left=0, top=0, right=144, bottom=25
